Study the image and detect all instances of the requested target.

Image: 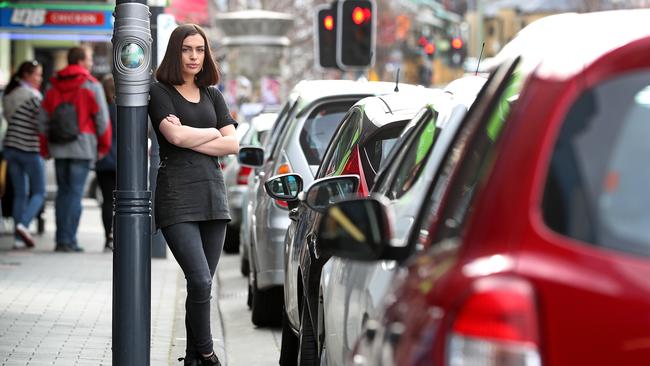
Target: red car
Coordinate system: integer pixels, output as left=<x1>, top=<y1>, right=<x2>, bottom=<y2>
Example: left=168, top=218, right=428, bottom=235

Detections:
left=319, top=9, right=650, bottom=366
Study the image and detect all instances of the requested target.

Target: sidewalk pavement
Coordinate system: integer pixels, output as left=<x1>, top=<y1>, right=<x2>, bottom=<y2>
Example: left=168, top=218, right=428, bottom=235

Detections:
left=0, top=199, right=225, bottom=365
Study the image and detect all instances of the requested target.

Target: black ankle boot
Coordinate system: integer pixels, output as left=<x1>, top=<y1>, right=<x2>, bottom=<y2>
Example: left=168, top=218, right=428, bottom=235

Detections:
left=178, top=350, right=200, bottom=366
left=200, top=352, right=221, bottom=366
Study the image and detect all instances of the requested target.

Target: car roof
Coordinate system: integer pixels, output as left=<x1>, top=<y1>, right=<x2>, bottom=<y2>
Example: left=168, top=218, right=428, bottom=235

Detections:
left=443, top=75, right=487, bottom=108
left=486, top=9, right=650, bottom=80
left=289, top=79, right=418, bottom=104
left=355, top=88, right=446, bottom=129
left=250, top=112, right=277, bottom=132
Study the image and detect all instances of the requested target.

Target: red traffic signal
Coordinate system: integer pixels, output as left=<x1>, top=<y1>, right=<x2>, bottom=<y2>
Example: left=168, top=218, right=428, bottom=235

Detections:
left=338, top=0, right=375, bottom=69
left=324, top=14, right=334, bottom=31
left=315, top=4, right=338, bottom=68
left=424, top=43, right=435, bottom=55
left=451, top=37, right=463, bottom=49
left=351, top=6, right=371, bottom=25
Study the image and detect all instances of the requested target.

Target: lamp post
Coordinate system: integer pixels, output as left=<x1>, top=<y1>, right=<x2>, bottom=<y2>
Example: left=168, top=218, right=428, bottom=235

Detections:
left=111, top=1, right=152, bottom=364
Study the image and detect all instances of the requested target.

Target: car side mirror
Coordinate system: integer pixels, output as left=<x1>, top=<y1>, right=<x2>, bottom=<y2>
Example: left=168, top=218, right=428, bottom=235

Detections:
left=318, top=197, right=392, bottom=261
left=264, top=173, right=303, bottom=202
left=304, top=175, right=360, bottom=213
left=238, top=146, right=264, bottom=167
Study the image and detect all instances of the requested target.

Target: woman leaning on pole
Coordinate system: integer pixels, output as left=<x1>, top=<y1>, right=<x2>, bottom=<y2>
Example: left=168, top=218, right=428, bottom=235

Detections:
left=148, top=24, right=238, bottom=366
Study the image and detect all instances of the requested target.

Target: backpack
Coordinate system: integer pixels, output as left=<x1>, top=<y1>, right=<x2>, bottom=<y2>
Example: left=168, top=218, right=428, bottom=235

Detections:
left=49, top=89, right=80, bottom=143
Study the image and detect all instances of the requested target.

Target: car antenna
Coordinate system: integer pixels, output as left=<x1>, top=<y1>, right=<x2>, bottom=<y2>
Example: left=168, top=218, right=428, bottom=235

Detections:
left=475, top=42, right=485, bottom=76
left=394, top=68, right=400, bottom=92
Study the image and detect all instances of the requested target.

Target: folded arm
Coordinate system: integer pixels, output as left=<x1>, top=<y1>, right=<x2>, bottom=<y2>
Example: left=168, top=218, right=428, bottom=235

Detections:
left=158, top=114, right=221, bottom=148
left=190, top=124, right=239, bottom=157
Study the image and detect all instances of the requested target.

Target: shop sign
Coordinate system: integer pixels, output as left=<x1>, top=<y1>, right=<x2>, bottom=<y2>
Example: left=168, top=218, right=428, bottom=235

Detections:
left=0, top=8, right=113, bottom=31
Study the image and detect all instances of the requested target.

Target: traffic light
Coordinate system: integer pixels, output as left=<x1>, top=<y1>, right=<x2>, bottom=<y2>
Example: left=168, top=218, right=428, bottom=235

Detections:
left=449, top=36, right=466, bottom=67
left=315, top=3, right=338, bottom=69
left=337, top=0, right=375, bottom=69
left=419, top=36, right=436, bottom=60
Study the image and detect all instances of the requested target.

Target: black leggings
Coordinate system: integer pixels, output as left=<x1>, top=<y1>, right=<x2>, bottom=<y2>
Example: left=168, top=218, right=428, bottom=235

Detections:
left=162, top=220, right=227, bottom=355
left=96, top=170, right=116, bottom=241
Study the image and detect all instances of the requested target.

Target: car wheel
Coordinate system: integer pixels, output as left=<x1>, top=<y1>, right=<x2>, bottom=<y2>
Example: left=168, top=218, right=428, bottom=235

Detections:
left=319, top=338, right=327, bottom=366
left=241, top=256, right=250, bottom=277
left=250, top=271, right=283, bottom=327
left=247, top=283, right=252, bottom=309
left=279, top=310, right=299, bottom=366
left=223, top=225, right=240, bottom=254
left=298, top=297, right=317, bottom=365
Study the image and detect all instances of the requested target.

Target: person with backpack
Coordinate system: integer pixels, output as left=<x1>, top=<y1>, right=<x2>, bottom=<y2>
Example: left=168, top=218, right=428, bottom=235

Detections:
left=2, top=60, right=46, bottom=249
left=39, top=46, right=111, bottom=252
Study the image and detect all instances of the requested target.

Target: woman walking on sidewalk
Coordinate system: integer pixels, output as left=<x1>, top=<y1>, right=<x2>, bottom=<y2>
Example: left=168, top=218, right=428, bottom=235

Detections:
left=149, top=24, right=238, bottom=366
left=2, top=60, right=46, bottom=249
left=95, top=74, right=117, bottom=251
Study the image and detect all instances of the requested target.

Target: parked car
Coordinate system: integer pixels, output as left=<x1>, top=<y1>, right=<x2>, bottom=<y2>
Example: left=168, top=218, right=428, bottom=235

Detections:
left=317, top=75, right=485, bottom=366
left=264, top=89, right=446, bottom=365
left=238, top=80, right=409, bottom=327
left=318, top=9, right=650, bottom=366
left=222, top=112, right=277, bottom=254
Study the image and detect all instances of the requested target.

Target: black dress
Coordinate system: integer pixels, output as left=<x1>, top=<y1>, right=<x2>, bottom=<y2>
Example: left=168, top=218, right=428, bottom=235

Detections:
left=148, top=82, right=237, bottom=229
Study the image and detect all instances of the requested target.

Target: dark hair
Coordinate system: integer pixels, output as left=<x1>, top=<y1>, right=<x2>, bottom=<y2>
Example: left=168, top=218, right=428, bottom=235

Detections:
left=68, top=46, right=88, bottom=65
left=155, top=24, right=220, bottom=87
left=5, top=60, right=40, bottom=95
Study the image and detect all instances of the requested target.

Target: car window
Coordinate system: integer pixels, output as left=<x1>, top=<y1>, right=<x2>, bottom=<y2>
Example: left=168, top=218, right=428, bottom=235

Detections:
left=268, top=99, right=299, bottom=160
left=410, top=58, right=523, bottom=249
left=387, top=109, right=440, bottom=200
left=372, top=108, right=429, bottom=192
left=257, top=130, right=270, bottom=146
left=320, top=110, right=361, bottom=177
left=542, top=71, right=650, bottom=258
left=300, top=102, right=354, bottom=166
left=361, top=124, right=407, bottom=187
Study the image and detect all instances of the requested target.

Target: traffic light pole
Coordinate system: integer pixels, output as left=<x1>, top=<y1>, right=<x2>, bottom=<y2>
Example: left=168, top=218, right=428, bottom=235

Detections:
left=112, top=1, right=153, bottom=365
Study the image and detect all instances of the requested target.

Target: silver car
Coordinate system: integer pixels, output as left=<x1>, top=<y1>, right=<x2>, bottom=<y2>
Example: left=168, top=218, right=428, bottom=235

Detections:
left=318, top=76, right=486, bottom=365
left=238, top=80, right=407, bottom=327
left=222, top=113, right=277, bottom=254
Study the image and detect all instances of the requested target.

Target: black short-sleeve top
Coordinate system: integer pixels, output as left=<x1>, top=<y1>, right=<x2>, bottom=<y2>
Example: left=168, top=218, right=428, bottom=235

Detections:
left=148, top=82, right=238, bottom=229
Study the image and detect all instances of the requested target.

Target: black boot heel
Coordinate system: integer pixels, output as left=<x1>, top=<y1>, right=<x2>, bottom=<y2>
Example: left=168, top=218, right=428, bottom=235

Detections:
left=200, top=352, right=221, bottom=366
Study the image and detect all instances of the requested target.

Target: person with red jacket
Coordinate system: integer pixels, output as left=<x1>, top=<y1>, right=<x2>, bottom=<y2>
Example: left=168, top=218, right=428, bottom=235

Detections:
left=39, top=46, right=111, bottom=252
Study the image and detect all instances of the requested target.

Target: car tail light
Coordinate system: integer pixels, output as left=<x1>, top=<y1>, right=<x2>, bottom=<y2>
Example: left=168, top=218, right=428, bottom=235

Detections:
left=340, top=146, right=369, bottom=196
left=447, top=277, right=541, bottom=366
left=237, top=166, right=252, bottom=185
left=274, top=162, right=292, bottom=209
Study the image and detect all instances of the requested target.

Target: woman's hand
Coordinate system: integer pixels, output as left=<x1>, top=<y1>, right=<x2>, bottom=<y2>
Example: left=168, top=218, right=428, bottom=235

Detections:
left=165, top=114, right=182, bottom=126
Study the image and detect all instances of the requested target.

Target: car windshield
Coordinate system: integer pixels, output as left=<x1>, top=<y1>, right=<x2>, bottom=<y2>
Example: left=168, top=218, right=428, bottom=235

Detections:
left=361, top=123, right=407, bottom=186
left=300, top=102, right=353, bottom=166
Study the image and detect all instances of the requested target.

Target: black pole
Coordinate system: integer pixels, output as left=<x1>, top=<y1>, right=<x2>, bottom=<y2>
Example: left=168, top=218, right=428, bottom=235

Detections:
left=112, top=1, right=152, bottom=365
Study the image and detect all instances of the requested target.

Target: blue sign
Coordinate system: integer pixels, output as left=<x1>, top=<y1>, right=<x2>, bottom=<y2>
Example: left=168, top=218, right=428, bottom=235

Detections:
left=0, top=8, right=114, bottom=32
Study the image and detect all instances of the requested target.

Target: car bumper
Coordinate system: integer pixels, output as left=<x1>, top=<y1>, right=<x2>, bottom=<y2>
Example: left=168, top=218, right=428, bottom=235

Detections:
left=256, top=269, right=284, bottom=290
left=227, top=186, right=247, bottom=226
left=253, top=225, right=288, bottom=289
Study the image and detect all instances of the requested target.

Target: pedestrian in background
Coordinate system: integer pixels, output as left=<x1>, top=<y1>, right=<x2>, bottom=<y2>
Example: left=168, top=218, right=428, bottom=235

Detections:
left=39, top=46, right=112, bottom=252
left=149, top=24, right=238, bottom=366
left=2, top=60, right=46, bottom=249
left=95, top=74, right=117, bottom=251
